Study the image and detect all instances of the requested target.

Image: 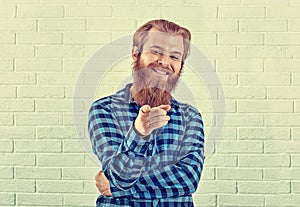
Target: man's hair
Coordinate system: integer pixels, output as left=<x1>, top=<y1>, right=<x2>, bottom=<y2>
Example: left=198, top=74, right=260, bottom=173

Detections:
left=133, top=19, right=191, bottom=64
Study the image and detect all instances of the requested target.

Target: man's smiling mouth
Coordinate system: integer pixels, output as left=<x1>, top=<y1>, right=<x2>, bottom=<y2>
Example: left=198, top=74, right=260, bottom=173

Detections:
left=151, top=68, right=171, bottom=75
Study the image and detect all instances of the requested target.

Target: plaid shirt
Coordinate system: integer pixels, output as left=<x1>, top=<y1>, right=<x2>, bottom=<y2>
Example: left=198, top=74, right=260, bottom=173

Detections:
left=88, top=83, right=205, bottom=207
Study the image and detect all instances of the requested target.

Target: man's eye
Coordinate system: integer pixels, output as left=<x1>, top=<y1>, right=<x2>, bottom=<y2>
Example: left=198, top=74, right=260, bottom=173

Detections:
left=151, top=50, right=162, bottom=55
left=170, top=56, right=180, bottom=61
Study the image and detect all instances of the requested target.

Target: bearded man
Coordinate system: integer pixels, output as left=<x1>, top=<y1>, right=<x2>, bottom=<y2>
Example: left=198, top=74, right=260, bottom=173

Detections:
left=88, top=19, right=205, bottom=207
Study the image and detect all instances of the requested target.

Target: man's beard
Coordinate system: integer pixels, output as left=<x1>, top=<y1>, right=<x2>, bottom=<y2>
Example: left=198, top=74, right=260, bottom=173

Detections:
left=130, top=58, right=180, bottom=108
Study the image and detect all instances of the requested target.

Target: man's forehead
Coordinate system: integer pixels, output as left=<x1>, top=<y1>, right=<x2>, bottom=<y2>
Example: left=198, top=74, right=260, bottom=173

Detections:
left=144, top=30, right=184, bottom=51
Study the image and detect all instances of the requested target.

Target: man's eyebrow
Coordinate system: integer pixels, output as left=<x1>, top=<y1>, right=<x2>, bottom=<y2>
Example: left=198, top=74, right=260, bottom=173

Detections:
left=150, top=45, right=183, bottom=56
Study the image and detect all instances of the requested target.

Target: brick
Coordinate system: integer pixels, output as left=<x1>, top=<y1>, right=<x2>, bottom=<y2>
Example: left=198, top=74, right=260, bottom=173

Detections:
left=64, top=32, right=111, bottom=44
left=0, top=5, right=15, bottom=17
left=216, top=140, right=263, bottom=153
left=0, top=19, right=35, bottom=31
left=238, top=46, right=286, bottom=58
left=17, top=32, right=62, bottom=44
left=63, top=140, right=86, bottom=153
left=0, top=153, right=35, bottom=166
left=0, top=114, right=13, bottom=126
left=265, top=169, right=300, bottom=181
left=197, top=180, right=236, bottom=193
left=217, top=167, right=262, bottom=180
left=186, top=0, right=240, bottom=4
left=242, top=0, right=288, bottom=4
left=39, top=19, right=86, bottom=31
left=0, top=46, right=34, bottom=58
left=184, top=20, right=237, bottom=32
left=219, top=6, right=265, bottom=18
left=0, top=59, right=13, bottom=71
left=17, top=193, right=63, bottom=206
left=201, top=167, right=215, bottom=180
left=212, top=127, right=237, bottom=141
left=37, top=126, right=84, bottom=139
left=0, top=167, right=13, bottom=178
left=238, top=100, right=293, bottom=113
left=265, top=59, right=300, bottom=72
left=37, top=46, right=84, bottom=58
left=16, top=58, right=62, bottom=72
left=240, top=19, right=287, bottom=32
left=238, top=127, right=290, bottom=140
left=16, top=113, right=62, bottom=126
left=266, top=33, right=300, bottom=45
left=223, top=87, right=265, bottom=99
left=63, top=58, right=87, bottom=72
left=293, top=128, right=300, bottom=140
left=62, top=167, right=99, bottom=180
left=217, top=59, right=263, bottom=72
left=88, top=0, right=135, bottom=3
left=201, top=46, right=236, bottom=58
left=268, top=87, right=300, bottom=99
left=205, top=154, right=237, bottom=167
left=0, top=100, right=34, bottom=112
left=239, top=154, right=290, bottom=167
left=0, top=127, right=34, bottom=139
left=192, top=32, right=217, bottom=46
left=0, top=180, right=35, bottom=192
left=287, top=46, right=300, bottom=58
left=15, top=140, right=61, bottom=153
left=84, top=156, right=100, bottom=167
left=37, top=154, right=84, bottom=167
left=63, top=113, right=87, bottom=126
left=65, top=85, right=106, bottom=99
left=0, top=72, right=35, bottom=84
left=41, top=0, right=87, bottom=3
left=239, top=72, right=290, bottom=86
left=219, top=33, right=264, bottom=45
left=36, top=100, right=84, bottom=112
left=265, top=195, right=300, bottom=207
left=37, top=72, right=83, bottom=85
left=64, top=194, right=97, bottom=206
left=65, top=5, right=111, bottom=17
left=195, top=100, right=235, bottom=113
left=0, top=86, right=16, bottom=98
left=0, top=140, right=13, bottom=152
left=292, top=155, right=300, bottom=166
left=162, top=6, right=217, bottom=18
left=268, top=6, right=300, bottom=18
left=0, top=31, right=15, bottom=44
left=83, top=180, right=99, bottom=193
left=0, top=0, right=39, bottom=3
left=193, top=194, right=216, bottom=207
left=16, top=167, right=61, bottom=179
left=18, top=86, right=64, bottom=98
left=293, top=182, right=300, bottom=193
left=265, top=141, right=300, bottom=153
left=0, top=193, right=14, bottom=205
left=37, top=180, right=83, bottom=193
left=289, top=20, right=300, bottom=31
left=219, top=194, right=264, bottom=206
left=88, top=18, right=136, bottom=31
left=220, top=113, right=264, bottom=127
left=137, top=0, right=184, bottom=5
left=239, top=181, right=290, bottom=194
left=266, top=114, right=300, bottom=127
left=17, top=6, right=64, bottom=17
left=113, top=6, right=160, bottom=18
left=294, top=74, right=300, bottom=86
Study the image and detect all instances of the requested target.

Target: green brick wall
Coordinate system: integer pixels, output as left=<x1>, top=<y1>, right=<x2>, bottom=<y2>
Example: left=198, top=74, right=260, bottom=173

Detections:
left=0, top=0, right=299, bottom=206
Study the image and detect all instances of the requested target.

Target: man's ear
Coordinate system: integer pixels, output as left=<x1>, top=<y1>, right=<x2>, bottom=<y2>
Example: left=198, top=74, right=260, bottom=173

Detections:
left=132, top=46, right=139, bottom=61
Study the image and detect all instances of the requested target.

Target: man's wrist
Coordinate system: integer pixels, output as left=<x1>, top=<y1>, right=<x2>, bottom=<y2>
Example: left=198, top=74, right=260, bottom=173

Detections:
left=133, top=122, right=150, bottom=140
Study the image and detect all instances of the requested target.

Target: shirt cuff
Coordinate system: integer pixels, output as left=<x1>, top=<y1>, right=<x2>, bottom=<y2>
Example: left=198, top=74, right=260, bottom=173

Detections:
left=124, top=123, right=150, bottom=155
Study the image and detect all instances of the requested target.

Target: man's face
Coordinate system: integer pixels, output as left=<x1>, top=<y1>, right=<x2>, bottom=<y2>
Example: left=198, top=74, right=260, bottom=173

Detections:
left=133, top=28, right=184, bottom=77
left=130, top=29, right=185, bottom=107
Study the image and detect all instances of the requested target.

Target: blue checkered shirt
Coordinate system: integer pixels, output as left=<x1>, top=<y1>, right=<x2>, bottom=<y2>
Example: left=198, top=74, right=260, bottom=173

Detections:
left=88, top=83, right=205, bottom=207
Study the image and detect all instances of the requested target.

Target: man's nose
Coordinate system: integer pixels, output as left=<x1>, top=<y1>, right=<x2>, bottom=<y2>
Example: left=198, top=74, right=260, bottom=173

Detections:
left=157, top=55, right=171, bottom=69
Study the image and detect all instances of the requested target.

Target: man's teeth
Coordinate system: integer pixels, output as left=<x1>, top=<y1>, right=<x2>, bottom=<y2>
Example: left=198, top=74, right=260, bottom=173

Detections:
left=153, top=68, right=168, bottom=75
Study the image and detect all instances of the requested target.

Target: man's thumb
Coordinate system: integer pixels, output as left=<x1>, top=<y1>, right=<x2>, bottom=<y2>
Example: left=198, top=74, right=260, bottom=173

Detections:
left=140, top=105, right=151, bottom=113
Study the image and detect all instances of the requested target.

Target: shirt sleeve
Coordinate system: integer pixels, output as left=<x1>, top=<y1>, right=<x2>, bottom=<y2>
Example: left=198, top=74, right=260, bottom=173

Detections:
left=130, top=112, right=205, bottom=199
left=88, top=100, right=151, bottom=196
